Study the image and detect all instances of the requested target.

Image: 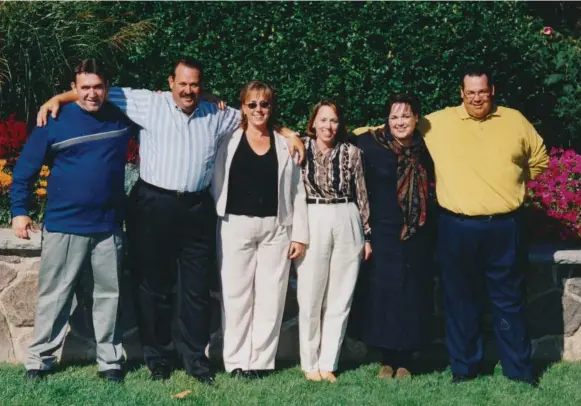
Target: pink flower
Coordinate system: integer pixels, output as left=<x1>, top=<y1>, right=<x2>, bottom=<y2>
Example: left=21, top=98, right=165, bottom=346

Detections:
left=563, top=190, right=577, bottom=201
left=541, top=194, right=553, bottom=207
left=542, top=26, right=554, bottom=37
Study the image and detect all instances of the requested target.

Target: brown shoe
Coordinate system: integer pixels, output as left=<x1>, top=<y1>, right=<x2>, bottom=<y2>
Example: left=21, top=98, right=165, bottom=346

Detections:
left=320, top=371, right=337, bottom=383
left=395, top=367, right=412, bottom=378
left=377, top=365, right=394, bottom=379
left=304, top=371, right=322, bottom=381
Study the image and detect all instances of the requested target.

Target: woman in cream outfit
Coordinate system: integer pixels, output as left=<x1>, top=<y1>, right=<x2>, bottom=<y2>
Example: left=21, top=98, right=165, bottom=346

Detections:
left=295, top=101, right=372, bottom=382
left=212, top=80, right=308, bottom=378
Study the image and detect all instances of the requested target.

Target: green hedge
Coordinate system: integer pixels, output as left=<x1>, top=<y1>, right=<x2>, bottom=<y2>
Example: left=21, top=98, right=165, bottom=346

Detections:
left=1, top=1, right=580, bottom=148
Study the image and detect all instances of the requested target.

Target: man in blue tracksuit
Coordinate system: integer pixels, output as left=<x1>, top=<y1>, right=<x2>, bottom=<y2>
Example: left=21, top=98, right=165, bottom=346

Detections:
left=10, top=59, right=135, bottom=383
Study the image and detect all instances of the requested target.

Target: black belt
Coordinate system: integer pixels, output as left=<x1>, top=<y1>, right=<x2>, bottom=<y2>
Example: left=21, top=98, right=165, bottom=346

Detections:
left=439, top=206, right=521, bottom=221
left=307, top=197, right=354, bottom=205
left=137, top=178, right=208, bottom=200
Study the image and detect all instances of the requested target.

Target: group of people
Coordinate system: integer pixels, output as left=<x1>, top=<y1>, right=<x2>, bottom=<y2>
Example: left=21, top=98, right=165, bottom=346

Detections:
left=10, top=57, right=548, bottom=387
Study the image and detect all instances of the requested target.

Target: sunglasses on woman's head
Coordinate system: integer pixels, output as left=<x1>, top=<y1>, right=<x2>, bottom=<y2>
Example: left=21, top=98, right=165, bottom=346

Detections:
left=245, top=101, right=271, bottom=109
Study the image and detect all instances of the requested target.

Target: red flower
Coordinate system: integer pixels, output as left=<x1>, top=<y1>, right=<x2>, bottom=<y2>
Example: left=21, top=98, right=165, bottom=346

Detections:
left=126, top=138, right=140, bottom=164
left=542, top=26, right=554, bottom=37
left=0, top=115, right=28, bottom=161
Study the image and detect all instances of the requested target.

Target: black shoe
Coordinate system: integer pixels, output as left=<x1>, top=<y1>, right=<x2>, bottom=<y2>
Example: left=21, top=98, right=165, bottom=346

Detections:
left=243, top=369, right=273, bottom=380
left=98, top=369, right=124, bottom=383
left=191, top=371, right=216, bottom=385
left=24, top=369, right=46, bottom=382
left=230, top=368, right=246, bottom=378
left=243, top=370, right=261, bottom=380
left=149, top=361, right=172, bottom=381
left=508, top=376, right=538, bottom=387
left=451, top=374, right=476, bottom=384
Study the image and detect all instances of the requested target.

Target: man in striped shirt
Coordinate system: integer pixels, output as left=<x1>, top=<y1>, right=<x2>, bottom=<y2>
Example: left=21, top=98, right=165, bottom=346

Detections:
left=37, top=58, right=304, bottom=384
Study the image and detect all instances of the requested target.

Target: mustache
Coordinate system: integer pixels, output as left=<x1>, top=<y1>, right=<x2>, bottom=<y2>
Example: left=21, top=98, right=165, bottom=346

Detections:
left=179, top=92, right=197, bottom=98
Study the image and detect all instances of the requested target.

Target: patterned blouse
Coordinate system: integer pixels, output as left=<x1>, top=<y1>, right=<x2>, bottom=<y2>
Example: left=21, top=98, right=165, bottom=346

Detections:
left=301, top=136, right=371, bottom=240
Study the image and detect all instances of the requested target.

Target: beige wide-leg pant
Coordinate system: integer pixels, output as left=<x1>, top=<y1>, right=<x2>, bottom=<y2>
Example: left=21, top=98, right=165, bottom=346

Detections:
left=217, top=214, right=291, bottom=372
left=296, top=202, right=364, bottom=373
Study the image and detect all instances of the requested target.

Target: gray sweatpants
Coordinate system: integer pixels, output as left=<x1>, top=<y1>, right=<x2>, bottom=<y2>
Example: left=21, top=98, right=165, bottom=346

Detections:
left=25, top=228, right=125, bottom=372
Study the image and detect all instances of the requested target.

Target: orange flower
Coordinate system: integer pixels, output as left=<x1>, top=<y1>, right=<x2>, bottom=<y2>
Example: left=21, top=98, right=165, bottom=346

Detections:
left=39, top=180, right=48, bottom=187
left=36, top=188, right=47, bottom=198
left=0, top=159, right=6, bottom=169
left=39, top=165, right=50, bottom=177
left=0, top=171, right=12, bottom=188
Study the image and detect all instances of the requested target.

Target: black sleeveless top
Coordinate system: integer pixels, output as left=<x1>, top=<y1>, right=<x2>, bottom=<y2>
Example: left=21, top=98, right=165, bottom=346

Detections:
left=225, top=132, right=278, bottom=217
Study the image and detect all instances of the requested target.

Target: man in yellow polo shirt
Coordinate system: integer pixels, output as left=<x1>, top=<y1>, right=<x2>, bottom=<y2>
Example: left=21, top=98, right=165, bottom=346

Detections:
left=355, top=68, right=548, bottom=384
left=423, top=68, right=548, bottom=386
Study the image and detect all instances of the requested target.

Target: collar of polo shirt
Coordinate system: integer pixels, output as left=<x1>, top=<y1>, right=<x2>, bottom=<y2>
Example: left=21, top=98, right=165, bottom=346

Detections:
left=457, top=103, right=502, bottom=121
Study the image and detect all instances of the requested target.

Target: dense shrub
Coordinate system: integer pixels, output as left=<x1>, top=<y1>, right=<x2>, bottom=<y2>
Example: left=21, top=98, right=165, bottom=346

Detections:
left=0, top=2, right=580, bottom=149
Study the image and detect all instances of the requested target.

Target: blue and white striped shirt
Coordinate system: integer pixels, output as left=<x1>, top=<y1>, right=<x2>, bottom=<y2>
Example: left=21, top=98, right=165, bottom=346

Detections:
left=108, top=87, right=240, bottom=192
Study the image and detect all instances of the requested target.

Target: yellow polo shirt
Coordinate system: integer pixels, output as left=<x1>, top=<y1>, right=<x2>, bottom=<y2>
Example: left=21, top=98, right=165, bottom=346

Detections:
left=353, top=105, right=549, bottom=215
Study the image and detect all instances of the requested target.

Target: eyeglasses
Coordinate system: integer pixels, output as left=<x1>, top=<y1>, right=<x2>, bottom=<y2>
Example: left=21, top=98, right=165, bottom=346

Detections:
left=245, top=101, right=271, bottom=109
left=463, top=90, right=491, bottom=100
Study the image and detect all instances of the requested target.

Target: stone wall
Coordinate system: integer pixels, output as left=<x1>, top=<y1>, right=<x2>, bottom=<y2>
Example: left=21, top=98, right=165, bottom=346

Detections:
left=1, top=228, right=581, bottom=365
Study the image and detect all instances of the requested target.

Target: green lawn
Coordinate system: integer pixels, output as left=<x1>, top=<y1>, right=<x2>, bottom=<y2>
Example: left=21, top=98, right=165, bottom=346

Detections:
left=1, top=361, right=581, bottom=406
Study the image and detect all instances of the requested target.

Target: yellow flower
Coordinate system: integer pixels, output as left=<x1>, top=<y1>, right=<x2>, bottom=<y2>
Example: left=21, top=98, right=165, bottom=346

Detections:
left=35, top=188, right=47, bottom=198
left=39, top=180, right=48, bottom=187
left=0, top=159, right=6, bottom=170
left=39, top=165, right=50, bottom=177
left=0, top=171, right=12, bottom=188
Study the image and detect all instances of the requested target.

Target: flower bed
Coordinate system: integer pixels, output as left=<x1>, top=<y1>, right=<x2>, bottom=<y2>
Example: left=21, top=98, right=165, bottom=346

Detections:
left=526, top=148, right=581, bottom=243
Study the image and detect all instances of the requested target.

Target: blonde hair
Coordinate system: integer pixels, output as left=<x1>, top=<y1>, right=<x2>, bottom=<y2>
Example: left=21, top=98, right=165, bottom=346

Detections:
left=239, top=80, right=277, bottom=131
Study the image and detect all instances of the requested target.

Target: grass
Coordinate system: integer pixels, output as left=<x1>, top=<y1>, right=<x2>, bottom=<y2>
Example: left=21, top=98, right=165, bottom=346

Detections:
left=1, top=361, right=581, bottom=406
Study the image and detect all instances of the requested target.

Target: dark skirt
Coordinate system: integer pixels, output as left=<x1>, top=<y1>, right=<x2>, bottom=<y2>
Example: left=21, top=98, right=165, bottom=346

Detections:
left=351, top=225, right=435, bottom=351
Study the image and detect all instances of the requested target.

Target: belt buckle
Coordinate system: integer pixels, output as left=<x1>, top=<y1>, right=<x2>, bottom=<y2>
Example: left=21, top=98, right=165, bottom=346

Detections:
left=487, top=214, right=493, bottom=221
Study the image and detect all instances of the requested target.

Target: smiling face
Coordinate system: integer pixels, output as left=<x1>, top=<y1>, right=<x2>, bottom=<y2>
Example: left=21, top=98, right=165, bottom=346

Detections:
left=312, top=105, right=339, bottom=145
left=388, top=102, right=418, bottom=143
left=168, top=63, right=202, bottom=114
left=71, top=73, right=108, bottom=112
left=241, top=90, right=272, bottom=131
left=460, top=74, right=495, bottom=119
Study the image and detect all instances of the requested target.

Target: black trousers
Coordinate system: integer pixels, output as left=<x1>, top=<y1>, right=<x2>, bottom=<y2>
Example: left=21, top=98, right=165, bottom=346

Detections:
left=126, top=179, right=217, bottom=376
left=437, top=209, right=532, bottom=380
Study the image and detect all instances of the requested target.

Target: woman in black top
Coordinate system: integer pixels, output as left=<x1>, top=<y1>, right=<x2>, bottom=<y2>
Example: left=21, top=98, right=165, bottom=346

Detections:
left=211, top=80, right=309, bottom=378
left=351, top=94, right=436, bottom=379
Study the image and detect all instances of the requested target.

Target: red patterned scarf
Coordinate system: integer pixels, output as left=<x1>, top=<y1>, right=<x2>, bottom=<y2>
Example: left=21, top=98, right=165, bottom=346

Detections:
left=372, top=129, right=428, bottom=240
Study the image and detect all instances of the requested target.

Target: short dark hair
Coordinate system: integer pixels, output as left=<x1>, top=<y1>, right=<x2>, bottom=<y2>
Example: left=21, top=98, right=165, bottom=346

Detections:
left=387, top=93, right=421, bottom=117
left=171, top=58, right=204, bottom=81
left=72, top=59, right=108, bottom=83
left=461, top=66, right=494, bottom=88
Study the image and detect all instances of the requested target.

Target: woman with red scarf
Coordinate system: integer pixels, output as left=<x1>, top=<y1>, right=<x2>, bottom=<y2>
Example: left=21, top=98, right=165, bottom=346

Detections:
left=351, top=93, right=436, bottom=379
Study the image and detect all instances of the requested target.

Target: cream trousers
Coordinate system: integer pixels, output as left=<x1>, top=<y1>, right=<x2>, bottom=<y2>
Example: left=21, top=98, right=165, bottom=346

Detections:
left=217, top=214, right=291, bottom=372
left=295, top=202, right=364, bottom=372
